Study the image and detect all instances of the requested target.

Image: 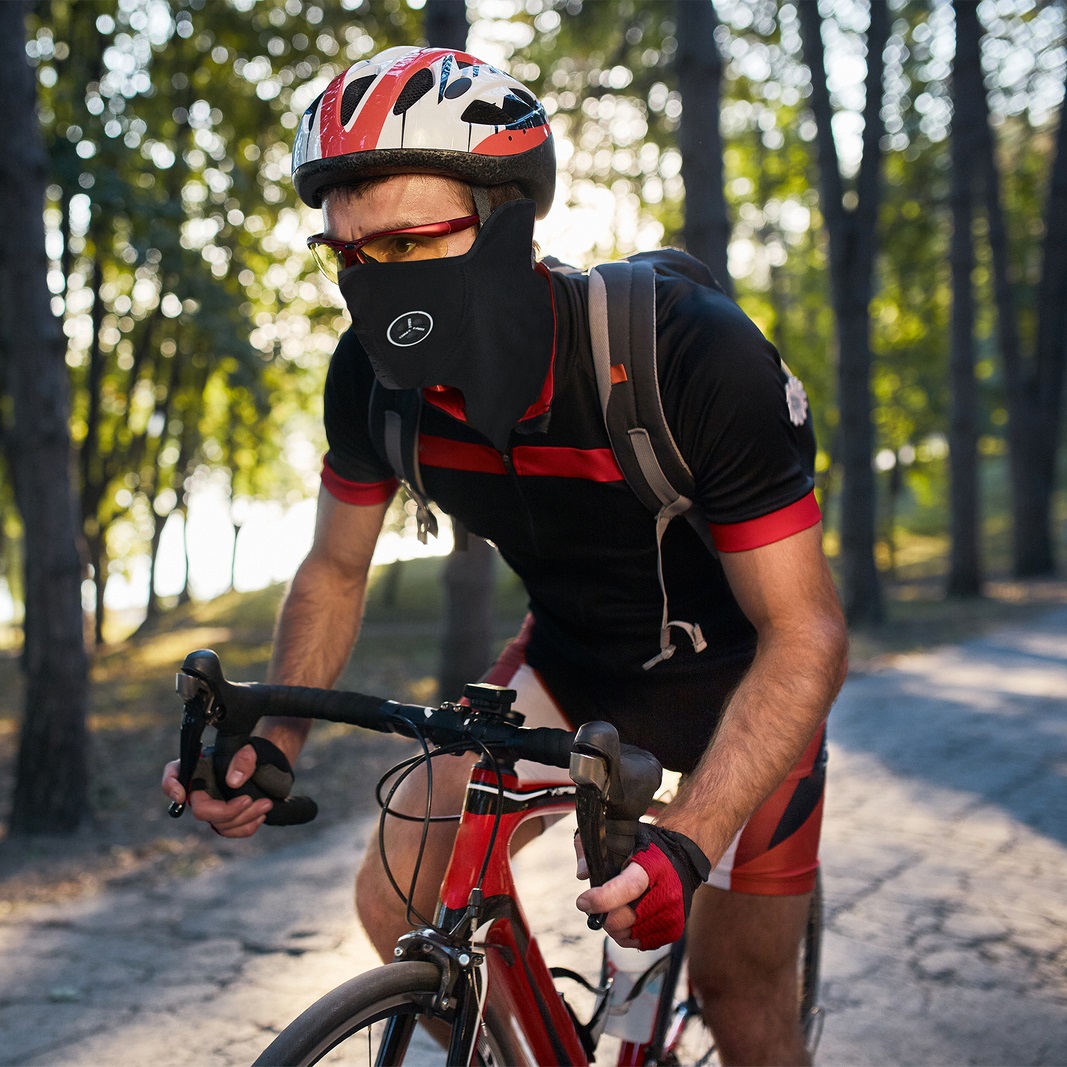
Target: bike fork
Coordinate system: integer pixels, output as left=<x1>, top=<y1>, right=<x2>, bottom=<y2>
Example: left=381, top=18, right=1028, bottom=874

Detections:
left=392, top=928, right=486, bottom=1065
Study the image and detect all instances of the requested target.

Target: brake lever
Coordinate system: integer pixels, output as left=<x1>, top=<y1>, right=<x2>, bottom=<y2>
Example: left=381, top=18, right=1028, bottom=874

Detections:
left=571, top=721, right=623, bottom=930
left=574, top=783, right=610, bottom=929
left=571, top=722, right=664, bottom=931
left=168, top=672, right=215, bottom=818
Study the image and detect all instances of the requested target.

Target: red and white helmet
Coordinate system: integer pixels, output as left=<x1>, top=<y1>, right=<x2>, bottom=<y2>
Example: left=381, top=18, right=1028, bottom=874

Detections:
left=292, top=46, right=555, bottom=216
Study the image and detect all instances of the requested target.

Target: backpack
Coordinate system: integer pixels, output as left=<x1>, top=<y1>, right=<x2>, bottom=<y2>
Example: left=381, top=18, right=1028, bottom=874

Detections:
left=367, top=249, right=724, bottom=669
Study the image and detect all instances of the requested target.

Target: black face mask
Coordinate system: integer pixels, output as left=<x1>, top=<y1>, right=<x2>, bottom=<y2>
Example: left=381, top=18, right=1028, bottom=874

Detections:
left=339, top=199, right=555, bottom=452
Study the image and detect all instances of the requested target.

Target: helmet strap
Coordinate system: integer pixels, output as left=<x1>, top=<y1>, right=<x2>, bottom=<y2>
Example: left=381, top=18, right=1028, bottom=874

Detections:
left=472, top=186, right=493, bottom=225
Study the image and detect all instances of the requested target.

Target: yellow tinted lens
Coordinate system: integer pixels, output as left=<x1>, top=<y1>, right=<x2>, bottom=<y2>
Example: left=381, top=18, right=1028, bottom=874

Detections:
left=360, top=233, right=451, bottom=264
left=310, top=243, right=346, bottom=281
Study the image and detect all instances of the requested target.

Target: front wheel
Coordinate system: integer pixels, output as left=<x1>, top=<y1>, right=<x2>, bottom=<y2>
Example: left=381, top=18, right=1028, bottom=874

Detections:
left=253, top=961, right=516, bottom=1066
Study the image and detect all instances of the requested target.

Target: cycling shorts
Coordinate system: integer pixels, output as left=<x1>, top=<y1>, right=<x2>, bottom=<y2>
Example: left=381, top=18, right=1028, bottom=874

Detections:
left=484, top=620, right=827, bottom=898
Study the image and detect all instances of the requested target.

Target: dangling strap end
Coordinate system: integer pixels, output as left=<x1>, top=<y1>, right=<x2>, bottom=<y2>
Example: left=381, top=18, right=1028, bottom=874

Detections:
left=665, top=619, right=707, bottom=656
left=643, top=641, right=676, bottom=671
left=416, top=503, right=438, bottom=543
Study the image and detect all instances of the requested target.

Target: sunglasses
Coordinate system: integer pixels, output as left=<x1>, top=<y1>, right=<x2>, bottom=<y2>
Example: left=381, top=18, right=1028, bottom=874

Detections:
left=307, top=214, right=480, bottom=281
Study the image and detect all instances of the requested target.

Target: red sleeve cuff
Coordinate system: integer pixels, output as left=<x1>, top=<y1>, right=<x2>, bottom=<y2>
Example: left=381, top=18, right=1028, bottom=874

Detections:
left=321, top=460, right=397, bottom=506
left=708, top=491, right=821, bottom=553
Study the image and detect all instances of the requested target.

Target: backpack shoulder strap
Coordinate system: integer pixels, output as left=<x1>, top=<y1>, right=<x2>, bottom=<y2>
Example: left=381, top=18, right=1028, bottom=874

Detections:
left=367, top=381, right=439, bottom=542
left=587, top=260, right=711, bottom=669
left=587, top=260, right=696, bottom=519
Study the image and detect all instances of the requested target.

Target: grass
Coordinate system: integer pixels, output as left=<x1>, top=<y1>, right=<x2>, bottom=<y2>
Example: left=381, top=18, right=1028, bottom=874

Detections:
left=0, top=534, right=1064, bottom=907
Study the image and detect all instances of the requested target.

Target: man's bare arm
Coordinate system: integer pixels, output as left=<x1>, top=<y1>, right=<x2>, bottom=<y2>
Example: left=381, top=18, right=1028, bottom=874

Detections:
left=577, top=522, right=848, bottom=938
left=161, top=489, right=390, bottom=834
left=656, top=522, right=848, bottom=863
left=258, top=490, right=391, bottom=763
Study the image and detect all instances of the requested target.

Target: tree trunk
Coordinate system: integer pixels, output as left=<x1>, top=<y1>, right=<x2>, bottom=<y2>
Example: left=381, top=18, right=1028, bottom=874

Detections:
left=982, top=44, right=1067, bottom=576
left=438, top=533, right=497, bottom=702
left=798, top=0, right=888, bottom=625
left=80, top=252, right=109, bottom=644
left=420, top=0, right=501, bottom=698
left=675, top=0, right=732, bottom=297
left=143, top=507, right=169, bottom=626
left=1, top=0, right=91, bottom=833
left=177, top=505, right=192, bottom=605
left=423, top=0, right=468, bottom=49
left=946, top=0, right=984, bottom=598
left=1016, top=65, right=1067, bottom=576
left=88, top=531, right=107, bottom=646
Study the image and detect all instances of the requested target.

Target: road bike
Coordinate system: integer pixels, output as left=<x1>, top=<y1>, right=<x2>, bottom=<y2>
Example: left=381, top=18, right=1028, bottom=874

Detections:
left=168, top=649, right=822, bottom=1065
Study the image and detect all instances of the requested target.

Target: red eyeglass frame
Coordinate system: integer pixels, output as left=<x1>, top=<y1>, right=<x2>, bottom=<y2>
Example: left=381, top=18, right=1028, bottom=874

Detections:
left=307, top=214, right=480, bottom=273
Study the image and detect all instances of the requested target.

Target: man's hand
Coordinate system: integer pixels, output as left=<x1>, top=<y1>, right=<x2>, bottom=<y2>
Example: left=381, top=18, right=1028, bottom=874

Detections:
left=160, top=744, right=273, bottom=838
left=575, top=826, right=711, bottom=950
left=576, top=862, right=651, bottom=948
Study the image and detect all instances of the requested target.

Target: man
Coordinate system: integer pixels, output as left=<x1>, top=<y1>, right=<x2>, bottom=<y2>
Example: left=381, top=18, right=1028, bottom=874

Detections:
left=163, top=46, right=847, bottom=1065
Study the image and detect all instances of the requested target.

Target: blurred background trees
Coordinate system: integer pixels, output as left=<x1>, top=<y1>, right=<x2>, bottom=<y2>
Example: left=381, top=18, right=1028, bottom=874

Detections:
left=3, top=0, right=1067, bottom=829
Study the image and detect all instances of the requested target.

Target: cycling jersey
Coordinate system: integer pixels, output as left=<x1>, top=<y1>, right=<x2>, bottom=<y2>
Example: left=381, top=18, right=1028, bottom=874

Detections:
left=321, top=266, right=819, bottom=773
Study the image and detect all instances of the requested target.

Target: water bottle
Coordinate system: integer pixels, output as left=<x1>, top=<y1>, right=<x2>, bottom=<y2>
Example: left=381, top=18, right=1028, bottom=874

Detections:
left=602, top=937, right=673, bottom=1043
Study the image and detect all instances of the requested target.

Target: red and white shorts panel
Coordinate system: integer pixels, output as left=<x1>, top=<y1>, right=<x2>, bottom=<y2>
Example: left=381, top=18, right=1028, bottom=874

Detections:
left=484, top=619, right=828, bottom=896
left=706, top=724, right=827, bottom=896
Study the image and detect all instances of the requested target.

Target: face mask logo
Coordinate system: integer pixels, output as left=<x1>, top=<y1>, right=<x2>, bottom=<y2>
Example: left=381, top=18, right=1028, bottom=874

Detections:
left=386, top=310, right=434, bottom=347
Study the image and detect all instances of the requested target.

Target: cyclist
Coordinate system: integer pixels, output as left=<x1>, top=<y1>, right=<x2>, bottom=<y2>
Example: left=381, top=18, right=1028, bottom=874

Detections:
left=163, top=46, right=847, bottom=1065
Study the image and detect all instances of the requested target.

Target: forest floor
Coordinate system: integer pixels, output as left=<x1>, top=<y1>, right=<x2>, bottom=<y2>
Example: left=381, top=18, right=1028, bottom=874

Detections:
left=1, top=555, right=1066, bottom=911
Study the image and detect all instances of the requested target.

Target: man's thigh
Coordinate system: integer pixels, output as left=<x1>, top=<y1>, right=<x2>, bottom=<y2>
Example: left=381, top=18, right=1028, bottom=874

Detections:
left=708, top=724, right=827, bottom=895
left=683, top=724, right=826, bottom=1003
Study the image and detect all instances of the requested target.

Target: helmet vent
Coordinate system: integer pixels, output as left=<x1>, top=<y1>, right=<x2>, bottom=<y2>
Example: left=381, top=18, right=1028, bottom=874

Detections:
left=462, top=93, right=539, bottom=127
left=461, top=100, right=512, bottom=126
left=393, top=68, right=434, bottom=115
left=340, top=75, right=375, bottom=125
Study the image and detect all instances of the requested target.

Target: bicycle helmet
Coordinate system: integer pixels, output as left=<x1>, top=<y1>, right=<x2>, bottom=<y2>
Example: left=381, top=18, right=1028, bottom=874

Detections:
left=292, top=46, right=555, bottom=216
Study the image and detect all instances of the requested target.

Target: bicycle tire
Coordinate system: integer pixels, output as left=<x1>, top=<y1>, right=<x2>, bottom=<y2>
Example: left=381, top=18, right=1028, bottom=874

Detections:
left=253, top=961, right=517, bottom=1066
left=800, top=871, right=824, bottom=1055
left=652, top=945, right=715, bottom=1067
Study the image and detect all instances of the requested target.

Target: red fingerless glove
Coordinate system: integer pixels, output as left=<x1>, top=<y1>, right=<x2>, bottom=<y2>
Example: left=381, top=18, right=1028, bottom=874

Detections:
left=627, top=826, right=711, bottom=950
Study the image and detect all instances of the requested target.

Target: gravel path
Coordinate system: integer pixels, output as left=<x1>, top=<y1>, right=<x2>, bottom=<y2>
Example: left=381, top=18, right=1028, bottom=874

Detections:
left=2, top=609, right=1065, bottom=1065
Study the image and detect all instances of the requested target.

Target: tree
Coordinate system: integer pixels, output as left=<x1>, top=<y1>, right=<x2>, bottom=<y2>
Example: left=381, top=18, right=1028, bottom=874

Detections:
left=798, top=0, right=889, bottom=624
left=982, top=29, right=1067, bottom=578
left=28, top=0, right=421, bottom=640
left=0, top=0, right=90, bottom=833
left=418, top=0, right=501, bottom=702
left=675, top=0, right=732, bottom=295
left=946, top=0, right=984, bottom=597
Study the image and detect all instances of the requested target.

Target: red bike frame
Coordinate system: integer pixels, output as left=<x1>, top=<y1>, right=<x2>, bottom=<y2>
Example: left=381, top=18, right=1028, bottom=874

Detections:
left=433, top=763, right=591, bottom=1066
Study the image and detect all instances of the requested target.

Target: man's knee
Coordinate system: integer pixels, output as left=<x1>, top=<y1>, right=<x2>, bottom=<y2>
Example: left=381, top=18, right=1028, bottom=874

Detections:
left=685, top=885, right=812, bottom=997
left=354, top=844, right=392, bottom=928
left=352, top=755, right=474, bottom=954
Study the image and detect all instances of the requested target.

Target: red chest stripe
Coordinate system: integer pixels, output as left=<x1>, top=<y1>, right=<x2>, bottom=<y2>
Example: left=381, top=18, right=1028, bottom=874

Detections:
left=419, top=435, right=625, bottom=482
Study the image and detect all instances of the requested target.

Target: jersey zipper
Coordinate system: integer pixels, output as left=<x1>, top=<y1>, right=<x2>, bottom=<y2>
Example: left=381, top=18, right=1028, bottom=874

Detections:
left=500, top=446, right=543, bottom=556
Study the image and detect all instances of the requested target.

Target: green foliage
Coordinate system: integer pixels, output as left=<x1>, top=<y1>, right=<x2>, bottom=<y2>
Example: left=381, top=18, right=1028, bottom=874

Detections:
left=6, top=0, right=1066, bottom=633
left=25, top=0, right=421, bottom=633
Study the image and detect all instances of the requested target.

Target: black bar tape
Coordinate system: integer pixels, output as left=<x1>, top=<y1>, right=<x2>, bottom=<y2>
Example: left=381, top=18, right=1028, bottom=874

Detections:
left=213, top=681, right=395, bottom=737
left=514, top=727, right=576, bottom=769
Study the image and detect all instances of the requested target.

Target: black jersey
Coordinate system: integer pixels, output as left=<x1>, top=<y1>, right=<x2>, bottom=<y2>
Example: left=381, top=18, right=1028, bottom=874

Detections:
left=321, top=267, right=819, bottom=771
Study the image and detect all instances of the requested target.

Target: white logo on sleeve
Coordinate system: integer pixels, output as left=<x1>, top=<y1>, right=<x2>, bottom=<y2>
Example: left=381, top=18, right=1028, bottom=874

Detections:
left=785, top=374, right=809, bottom=426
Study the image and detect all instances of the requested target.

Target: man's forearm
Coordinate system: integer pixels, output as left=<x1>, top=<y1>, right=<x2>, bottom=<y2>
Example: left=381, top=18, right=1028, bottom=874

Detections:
left=658, top=616, right=847, bottom=867
left=255, top=560, right=369, bottom=763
